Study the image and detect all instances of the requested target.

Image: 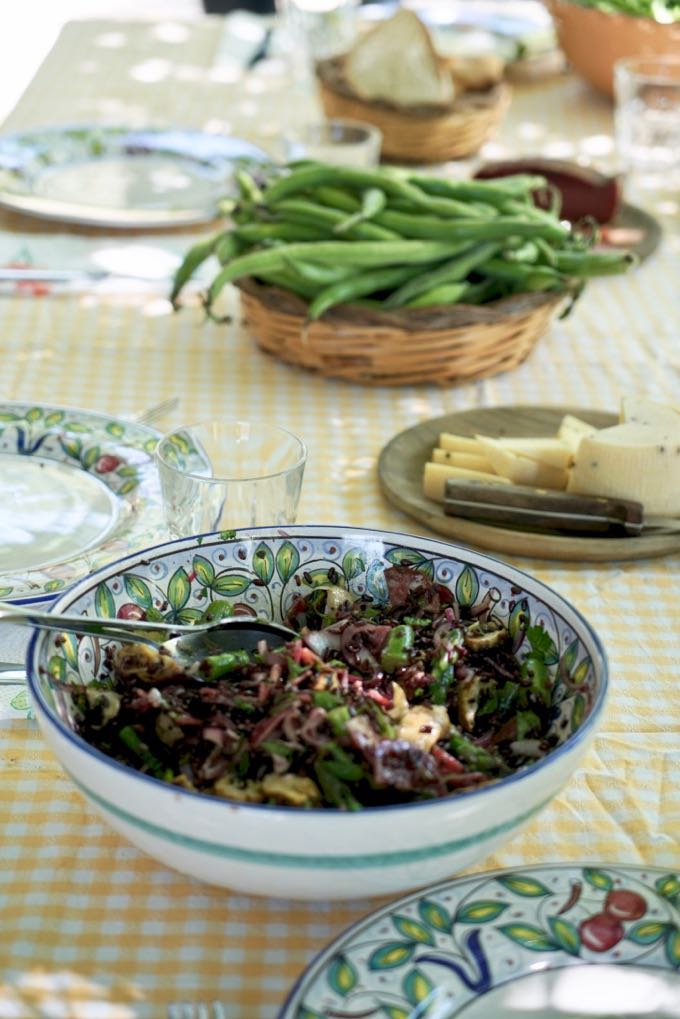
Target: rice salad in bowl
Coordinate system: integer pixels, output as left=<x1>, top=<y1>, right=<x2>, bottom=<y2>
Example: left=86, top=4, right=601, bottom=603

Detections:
left=27, top=527, right=607, bottom=900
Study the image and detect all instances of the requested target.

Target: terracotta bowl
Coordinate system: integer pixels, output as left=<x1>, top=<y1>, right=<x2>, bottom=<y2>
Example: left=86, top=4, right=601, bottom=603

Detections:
left=546, top=0, right=680, bottom=97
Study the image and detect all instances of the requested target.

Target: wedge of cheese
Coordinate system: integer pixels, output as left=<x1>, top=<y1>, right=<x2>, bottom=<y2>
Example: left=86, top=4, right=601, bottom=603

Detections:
left=620, top=396, right=680, bottom=429
left=567, top=422, right=680, bottom=515
left=423, top=461, right=509, bottom=503
left=558, top=414, right=598, bottom=453
left=491, top=436, right=573, bottom=470
left=431, top=448, right=494, bottom=473
left=475, top=436, right=569, bottom=489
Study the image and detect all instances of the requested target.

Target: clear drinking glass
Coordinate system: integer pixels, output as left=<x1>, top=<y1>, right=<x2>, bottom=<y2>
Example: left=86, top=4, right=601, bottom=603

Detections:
left=283, top=118, right=382, bottom=166
left=156, top=420, right=307, bottom=539
left=276, top=0, right=360, bottom=65
left=614, top=55, right=680, bottom=205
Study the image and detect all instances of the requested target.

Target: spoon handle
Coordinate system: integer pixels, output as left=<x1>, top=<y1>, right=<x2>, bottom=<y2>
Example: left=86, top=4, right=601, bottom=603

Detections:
left=0, top=602, right=186, bottom=645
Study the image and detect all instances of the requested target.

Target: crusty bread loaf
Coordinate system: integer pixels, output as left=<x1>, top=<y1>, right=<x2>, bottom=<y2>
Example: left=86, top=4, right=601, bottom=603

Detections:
left=344, top=9, right=456, bottom=108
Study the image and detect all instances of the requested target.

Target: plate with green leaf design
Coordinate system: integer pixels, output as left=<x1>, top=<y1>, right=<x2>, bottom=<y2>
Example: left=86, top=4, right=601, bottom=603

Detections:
left=0, top=401, right=165, bottom=604
left=280, top=863, right=680, bottom=1019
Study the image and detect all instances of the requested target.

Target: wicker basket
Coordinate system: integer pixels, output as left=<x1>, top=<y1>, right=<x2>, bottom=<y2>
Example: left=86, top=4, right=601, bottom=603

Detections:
left=237, top=278, right=564, bottom=387
left=316, top=57, right=510, bottom=164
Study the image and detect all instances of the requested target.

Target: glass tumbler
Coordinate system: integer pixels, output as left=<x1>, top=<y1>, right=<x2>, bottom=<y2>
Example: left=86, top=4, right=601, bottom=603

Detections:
left=283, top=118, right=382, bottom=166
left=156, top=420, right=307, bottom=539
left=614, top=55, right=680, bottom=201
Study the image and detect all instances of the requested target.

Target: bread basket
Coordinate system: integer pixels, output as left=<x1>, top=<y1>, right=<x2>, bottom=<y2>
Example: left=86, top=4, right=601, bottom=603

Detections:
left=237, top=277, right=563, bottom=387
left=316, top=56, right=510, bottom=164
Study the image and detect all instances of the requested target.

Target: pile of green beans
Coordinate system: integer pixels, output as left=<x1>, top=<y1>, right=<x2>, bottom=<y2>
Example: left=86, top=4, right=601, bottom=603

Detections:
left=171, top=162, right=636, bottom=320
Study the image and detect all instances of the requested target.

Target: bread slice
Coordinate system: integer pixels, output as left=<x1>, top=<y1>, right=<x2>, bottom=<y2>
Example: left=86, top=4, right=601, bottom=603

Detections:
left=345, top=9, right=455, bottom=109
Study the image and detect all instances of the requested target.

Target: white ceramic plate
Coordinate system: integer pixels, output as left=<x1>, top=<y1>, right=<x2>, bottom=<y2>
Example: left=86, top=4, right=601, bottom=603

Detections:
left=0, top=401, right=165, bottom=604
left=0, top=126, right=269, bottom=229
left=280, top=863, right=680, bottom=1018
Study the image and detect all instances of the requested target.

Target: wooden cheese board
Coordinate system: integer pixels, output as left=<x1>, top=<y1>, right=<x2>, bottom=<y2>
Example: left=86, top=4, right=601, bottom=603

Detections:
left=378, top=404, right=680, bottom=562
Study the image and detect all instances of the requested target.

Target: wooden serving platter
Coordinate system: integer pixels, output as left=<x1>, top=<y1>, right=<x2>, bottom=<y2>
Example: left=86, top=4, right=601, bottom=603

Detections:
left=378, top=404, right=680, bottom=562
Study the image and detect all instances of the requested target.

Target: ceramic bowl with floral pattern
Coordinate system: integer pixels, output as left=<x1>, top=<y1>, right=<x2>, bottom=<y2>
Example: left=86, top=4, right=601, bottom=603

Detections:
left=26, top=527, right=608, bottom=900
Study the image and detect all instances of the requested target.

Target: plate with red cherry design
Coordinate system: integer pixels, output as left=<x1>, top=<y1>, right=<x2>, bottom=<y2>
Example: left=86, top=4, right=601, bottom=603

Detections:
left=281, top=863, right=680, bottom=1019
left=0, top=401, right=165, bottom=605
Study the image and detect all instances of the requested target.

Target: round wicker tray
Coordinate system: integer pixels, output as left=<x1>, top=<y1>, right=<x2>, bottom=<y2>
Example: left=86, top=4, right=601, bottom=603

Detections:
left=237, top=279, right=564, bottom=387
left=316, top=57, right=510, bottom=164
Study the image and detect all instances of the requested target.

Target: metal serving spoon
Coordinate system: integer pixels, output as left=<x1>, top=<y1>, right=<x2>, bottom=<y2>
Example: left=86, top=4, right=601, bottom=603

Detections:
left=0, top=601, right=297, bottom=670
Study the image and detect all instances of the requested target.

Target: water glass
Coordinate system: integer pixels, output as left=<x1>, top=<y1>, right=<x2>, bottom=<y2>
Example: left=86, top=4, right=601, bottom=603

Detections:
left=275, top=0, right=360, bottom=65
left=614, top=55, right=680, bottom=200
left=283, top=118, right=382, bottom=166
left=156, top=420, right=307, bottom=539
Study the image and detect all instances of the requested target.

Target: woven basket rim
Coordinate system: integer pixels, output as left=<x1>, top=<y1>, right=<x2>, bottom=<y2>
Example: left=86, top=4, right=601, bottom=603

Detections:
left=235, top=277, right=566, bottom=333
left=316, top=55, right=508, bottom=121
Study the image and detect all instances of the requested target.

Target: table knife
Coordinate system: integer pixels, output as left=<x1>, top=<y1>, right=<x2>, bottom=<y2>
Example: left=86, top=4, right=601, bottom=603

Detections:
left=443, top=479, right=646, bottom=536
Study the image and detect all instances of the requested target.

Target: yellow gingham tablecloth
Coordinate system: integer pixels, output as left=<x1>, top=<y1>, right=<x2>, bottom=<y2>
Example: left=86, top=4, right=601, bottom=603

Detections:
left=0, top=18, right=679, bottom=1017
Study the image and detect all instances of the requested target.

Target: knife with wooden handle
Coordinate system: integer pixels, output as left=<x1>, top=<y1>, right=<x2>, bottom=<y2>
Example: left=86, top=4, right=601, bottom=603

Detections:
left=443, top=479, right=645, bottom=536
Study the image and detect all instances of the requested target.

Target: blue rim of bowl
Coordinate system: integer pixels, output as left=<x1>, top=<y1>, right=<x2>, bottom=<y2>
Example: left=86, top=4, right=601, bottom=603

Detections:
left=26, top=525, right=609, bottom=822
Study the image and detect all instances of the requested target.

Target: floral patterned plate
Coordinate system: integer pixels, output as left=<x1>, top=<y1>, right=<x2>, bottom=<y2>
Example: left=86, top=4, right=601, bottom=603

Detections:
left=0, top=402, right=165, bottom=604
left=280, top=863, right=680, bottom=1018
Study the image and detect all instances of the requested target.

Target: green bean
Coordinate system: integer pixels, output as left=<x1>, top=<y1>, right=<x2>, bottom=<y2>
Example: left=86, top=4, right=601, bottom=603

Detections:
left=334, top=188, right=386, bottom=234
left=119, top=725, right=165, bottom=777
left=263, top=163, right=484, bottom=218
left=283, top=258, right=353, bottom=285
left=307, top=265, right=424, bottom=320
left=460, top=280, right=504, bottom=304
left=234, top=222, right=327, bottom=244
left=503, top=240, right=540, bottom=263
left=215, top=232, right=243, bottom=265
left=205, top=240, right=468, bottom=306
left=405, top=282, right=470, bottom=308
left=254, top=269, right=318, bottom=300
left=380, top=624, right=414, bottom=672
left=234, top=169, right=263, bottom=204
left=375, top=210, right=568, bottom=243
left=313, top=185, right=361, bottom=213
left=551, top=250, right=637, bottom=276
left=273, top=198, right=399, bottom=240
left=449, top=729, right=508, bottom=775
left=534, top=237, right=558, bottom=267
left=384, top=241, right=502, bottom=309
left=201, top=649, right=252, bottom=681
left=170, top=233, right=219, bottom=307
left=410, top=173, right=549, bottom=204
left=478, top=258, right=566, bottom=292
left=500, top=197, right=568, bottom=229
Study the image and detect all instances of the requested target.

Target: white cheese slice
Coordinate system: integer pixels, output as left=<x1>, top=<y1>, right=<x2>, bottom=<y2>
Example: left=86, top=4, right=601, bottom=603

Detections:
left=491, top=436, right=573, bottom=469
left=558, top=414, right=598, bottom=453
left=475, top=436, right=569, bottom=489
left=431, top=448, right=494, bottom=473
left=620, top=396, right=680, bottom=429
left=423, top=461, right=510, bottom=502
left=438, top=432, right=482, bottom=454
left=567, top=422, right=680, bottom=515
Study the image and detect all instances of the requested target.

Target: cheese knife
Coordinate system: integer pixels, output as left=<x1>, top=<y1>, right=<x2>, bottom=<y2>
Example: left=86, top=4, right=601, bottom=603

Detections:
left=442, top=479, right=667, bottom=537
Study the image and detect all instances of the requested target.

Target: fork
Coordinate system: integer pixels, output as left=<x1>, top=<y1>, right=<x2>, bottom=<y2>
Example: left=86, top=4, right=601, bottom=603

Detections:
left=132, top=395, right=180, bottom=427
left=167, top=1004, right=229, bottom=1019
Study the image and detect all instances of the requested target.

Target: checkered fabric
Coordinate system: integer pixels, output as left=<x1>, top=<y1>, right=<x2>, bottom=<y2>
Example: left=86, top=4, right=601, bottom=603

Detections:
left=0, top=19, right=678, bottom=1017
